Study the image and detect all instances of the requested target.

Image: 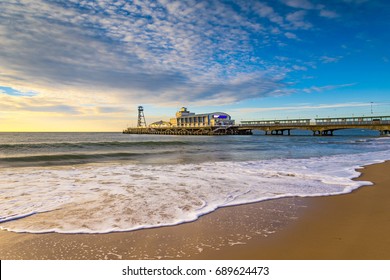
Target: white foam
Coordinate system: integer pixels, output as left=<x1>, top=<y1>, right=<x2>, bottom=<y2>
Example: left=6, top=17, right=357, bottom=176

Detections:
left=0, top=150, right=388, bottom=234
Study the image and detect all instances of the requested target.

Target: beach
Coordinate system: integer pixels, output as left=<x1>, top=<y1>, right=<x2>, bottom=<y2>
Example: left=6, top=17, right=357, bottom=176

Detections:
left=1, top=160, right=389, bottom=260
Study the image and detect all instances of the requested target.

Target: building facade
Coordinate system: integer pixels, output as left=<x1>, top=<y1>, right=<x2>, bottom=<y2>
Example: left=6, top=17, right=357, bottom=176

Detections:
left=165, top=107, right=234, bottom=127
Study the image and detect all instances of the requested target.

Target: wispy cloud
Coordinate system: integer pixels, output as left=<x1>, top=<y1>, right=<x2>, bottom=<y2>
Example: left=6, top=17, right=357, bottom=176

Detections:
left=301, top=83, right=356, bottom=93
left=0, top=94, right=81, bottom=115
left=232, top=102, right=378, bottom=115
left=319, top=9, right=339, bottom=19
left=342, top=0, right=369, bottom=4
left=285, top=32, right=299, bottom=40
left=0, top=86, right=36, bottom=97
left=281, top=0, right=339, bottom=19
left=320, top=56, right=343, bottom=63
left=280, top=0, right=316, bottom=10
left=251, top=2, right=285, bottom=26
left=286, top=10, right=313, bottom=29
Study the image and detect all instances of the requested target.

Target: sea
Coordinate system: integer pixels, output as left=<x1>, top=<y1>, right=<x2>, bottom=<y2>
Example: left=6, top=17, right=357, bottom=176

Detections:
left=0, top=130, right=389, bottom=234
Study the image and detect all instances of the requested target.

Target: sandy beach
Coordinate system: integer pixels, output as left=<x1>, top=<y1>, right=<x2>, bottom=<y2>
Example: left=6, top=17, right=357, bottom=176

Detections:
left=1, top=161, right=390, bottom=260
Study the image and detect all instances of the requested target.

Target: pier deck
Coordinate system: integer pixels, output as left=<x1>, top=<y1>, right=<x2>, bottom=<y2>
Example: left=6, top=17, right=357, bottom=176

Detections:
left=239, top=116, right=390, bottom=136
left=123, top=116, right=390, bottom=136
left=238, top=123, right=390, bottom=136
left=123, top=126, right=252, bottom=136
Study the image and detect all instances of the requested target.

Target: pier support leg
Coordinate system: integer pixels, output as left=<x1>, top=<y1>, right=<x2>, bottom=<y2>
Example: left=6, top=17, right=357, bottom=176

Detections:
left=321, top=130, right=334, bottom=136
left=313, top=130, right=334, bottom=136
left=267, top=130, right=291, bottom=136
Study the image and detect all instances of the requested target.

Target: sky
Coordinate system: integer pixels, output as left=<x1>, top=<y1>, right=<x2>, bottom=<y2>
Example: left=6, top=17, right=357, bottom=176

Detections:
left=0, top=0, right=389, bottom=131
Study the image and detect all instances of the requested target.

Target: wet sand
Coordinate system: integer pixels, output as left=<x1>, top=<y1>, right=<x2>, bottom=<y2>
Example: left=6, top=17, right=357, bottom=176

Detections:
left=1, top=161, right=390, bottom=260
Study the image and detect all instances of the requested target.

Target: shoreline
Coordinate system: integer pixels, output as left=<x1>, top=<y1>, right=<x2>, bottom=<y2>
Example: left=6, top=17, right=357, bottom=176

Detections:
left=1, top=161, right=390, bottom=259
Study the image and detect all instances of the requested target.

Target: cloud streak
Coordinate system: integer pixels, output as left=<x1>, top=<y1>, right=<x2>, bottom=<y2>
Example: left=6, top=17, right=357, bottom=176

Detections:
left=0, top=86, right=36, bottom=97
left=280, top=0, right=339, bottom=18
left=301, top=83, right=356, bottom=93
left=232, top=102, right=380, bottom=115
left=0, top=0, right=348, bottom=108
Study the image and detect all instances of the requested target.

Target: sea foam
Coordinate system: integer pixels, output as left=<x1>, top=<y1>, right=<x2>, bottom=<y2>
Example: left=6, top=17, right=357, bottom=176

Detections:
left=0, top=150, right=387, bottom=234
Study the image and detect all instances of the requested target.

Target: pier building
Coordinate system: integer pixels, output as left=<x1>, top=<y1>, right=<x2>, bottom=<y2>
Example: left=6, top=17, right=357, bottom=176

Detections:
left=170, top=107, right=234, bottom=127
left=123, top=107, right=244, bottom=135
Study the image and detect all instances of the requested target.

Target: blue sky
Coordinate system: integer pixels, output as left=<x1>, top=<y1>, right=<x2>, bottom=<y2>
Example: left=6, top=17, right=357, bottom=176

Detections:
left=0, top=0, right=389, bottom=131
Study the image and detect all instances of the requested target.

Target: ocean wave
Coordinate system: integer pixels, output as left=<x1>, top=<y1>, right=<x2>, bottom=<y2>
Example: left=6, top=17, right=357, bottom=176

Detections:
left=0, top=151, right=175, bottom=166
left=0, top=151, right=387, bottom=234
left=0, top=140, right=189, bottom=150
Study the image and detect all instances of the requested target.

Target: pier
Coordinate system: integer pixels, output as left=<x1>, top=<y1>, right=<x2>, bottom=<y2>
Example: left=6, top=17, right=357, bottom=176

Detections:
left=239, top=116, right=390, bottom=136
left=123, top=106, right=390, bottom=136
left=123, top=106, right=251, bottom=135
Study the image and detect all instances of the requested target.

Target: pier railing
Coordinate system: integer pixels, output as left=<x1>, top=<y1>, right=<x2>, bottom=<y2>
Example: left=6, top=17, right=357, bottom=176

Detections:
left=238, top=116, right=390, bottom=136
